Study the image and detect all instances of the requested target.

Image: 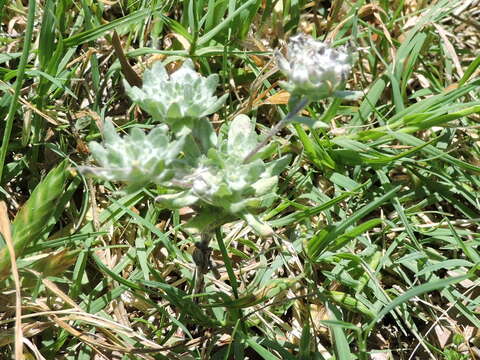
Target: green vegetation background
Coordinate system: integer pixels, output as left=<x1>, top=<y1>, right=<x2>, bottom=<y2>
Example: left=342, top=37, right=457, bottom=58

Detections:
left=0, top=0, right=479, bottom=359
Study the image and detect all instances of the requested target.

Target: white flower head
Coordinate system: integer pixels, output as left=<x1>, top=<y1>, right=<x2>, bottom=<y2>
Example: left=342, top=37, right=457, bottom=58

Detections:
left=156, top=115, right=290, bottom=214
left=78, top=121, right=185, bottom=189
left=191, top=165, right=220, bottom=198
left=275, top=33, right=354, bottom=100
left=125, top=59, right=228, bottom=131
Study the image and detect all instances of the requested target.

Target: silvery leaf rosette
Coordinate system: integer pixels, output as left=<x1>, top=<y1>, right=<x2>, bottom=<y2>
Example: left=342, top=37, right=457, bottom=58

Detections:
left=275, top=33, right=360, bottom=101
left=124, top=59, right=228, bottom=132
left=78, top=121, right=186, bottom=190
left=156, top=115, right=290, bottom=236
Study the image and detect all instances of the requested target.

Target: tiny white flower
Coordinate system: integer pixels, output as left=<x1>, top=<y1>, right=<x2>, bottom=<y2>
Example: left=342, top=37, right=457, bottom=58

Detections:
left=275, top=33, right=355, bottom=100
left=191, top=166, right=220, bottom=198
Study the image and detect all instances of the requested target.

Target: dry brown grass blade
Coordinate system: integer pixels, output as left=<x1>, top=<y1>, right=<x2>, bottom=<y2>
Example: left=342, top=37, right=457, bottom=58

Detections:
left=433, top=23, right=464, bottom=78
left=112, top=30, right=142, bottom=87
left=33, top=273, right=167, bottom=357
left=47, top=310, right=166, bottom=359
left=38, top=275, right=83, bottom=312
left=259, top=89, right=290, bottom=106
left=372, top=10, right=396, bottom=60
left=0, top=321, right=52, bottom=347
left=0, top=79, right=65, bottom=126
left=0, top=201, right=23, bottom=359
left=28, top=249, right=79, bottom=278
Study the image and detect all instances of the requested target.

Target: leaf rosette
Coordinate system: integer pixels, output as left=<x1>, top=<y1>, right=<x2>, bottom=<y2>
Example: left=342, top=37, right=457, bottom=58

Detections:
left=156, top=115, right=290, bottom=235
left=79, top=121, right=186, bottom=190
left=125, top=59, right=228, bottom=132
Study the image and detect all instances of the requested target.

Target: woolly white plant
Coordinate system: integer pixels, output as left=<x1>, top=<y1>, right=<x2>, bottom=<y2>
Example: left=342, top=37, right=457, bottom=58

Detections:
left=80, top=38, right=358, bottom=235
left=275, top=33, right=359, bottom=101
left=156, top=114, right=290, bottom=236
left=124, top=59, right=228, bottom=132
left=244, top=33, right=361, bottom=161
left=78, top=121, right=186, bottom=191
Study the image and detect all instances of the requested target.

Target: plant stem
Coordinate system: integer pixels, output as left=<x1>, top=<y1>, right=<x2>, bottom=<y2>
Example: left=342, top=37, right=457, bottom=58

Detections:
left=215, top=228, right=247, bottom=334
left=358, top=332, right=368, bottom=360
left=215, top=227, right=239, bottom=299
left=243, top=96, right=309, bottom=163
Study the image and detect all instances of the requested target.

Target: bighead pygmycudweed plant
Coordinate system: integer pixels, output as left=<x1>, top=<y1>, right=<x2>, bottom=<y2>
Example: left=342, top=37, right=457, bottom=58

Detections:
left=78, top=121, right=186, bottom=192
left=244, top=33, right=360, bottom=162
left=80, top=33, right=357, bottom=270
left=124, top=59, right=228, bottom=133
left=276, top=33, right=355, bottom=100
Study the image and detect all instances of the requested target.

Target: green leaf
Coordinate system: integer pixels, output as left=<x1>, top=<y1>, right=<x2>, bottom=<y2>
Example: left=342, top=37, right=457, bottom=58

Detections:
left=197, top=0, right=258, bottom=46
left=64, top=8, right=181, bottom=47
left=242, top=213, right=273, bottom=237
left=417, top=260, right=472, bottom=276
left=350, top=78, right=385, bottom=127
left=293, top=123, right=336, bottom=170
left=0, top=160, right=70, bottom=279
left=325, top=291, right=375, bottom=319
left=141, top=280, right=217, bottom=326
left=291, top=116, right=330, bottom=129
left=245, top=337, right=280, bottom=360
left=326, top=302, right=355, bottom=360
left=308, top=186, right=400, bottom=259
left=459, top=53, right=480, bottom=86
left=333, top=90, right=363, bottom=101
left=367, top=275, right=469, bottom=333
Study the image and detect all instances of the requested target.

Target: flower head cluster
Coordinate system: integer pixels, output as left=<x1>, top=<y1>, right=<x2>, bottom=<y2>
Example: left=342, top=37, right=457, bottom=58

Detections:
left=80, top=57, right=294, bottom=236
left=275, top=33, right=353, bottom=100
left=125, top=59, right=227, bottom=131
left=78, top=121, right=185, bottom=189
left=156, top=115, right=290, bottom=235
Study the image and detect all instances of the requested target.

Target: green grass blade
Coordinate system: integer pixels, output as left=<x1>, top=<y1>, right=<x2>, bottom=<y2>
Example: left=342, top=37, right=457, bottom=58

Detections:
left=393, top=132, right=480, bottom=173
left=0, top=0, right=36, bottom=182
left=308, top=185, right=401, bottom=259
left=63, top=7, right=174, bottom=47
left=38, top=0, right=56, bottom=69
left=245, top=337, right=280, bottom=360
left=367, top=275, right=468, bottom=333
left=0, top=160, right=70, bottom=278
left=350, top=78, right=386, bottom=127
left=458, top=53, right=480, bottom=86
left=197, top=0, right=257, bottom=46
left=216, top=227, right=239, bottom=299
left=326, top=302, right=354, bottom=360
